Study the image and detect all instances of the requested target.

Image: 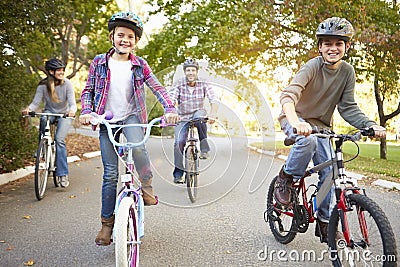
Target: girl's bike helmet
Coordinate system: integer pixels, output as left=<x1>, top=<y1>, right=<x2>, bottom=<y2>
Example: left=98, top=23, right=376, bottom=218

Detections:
left=45, top=58, right=66, bottom=71
left=183, top=58, right=199, bottom=70
left=108, top=11, right=143, bottom=39
left=316, top=17, right=354, bottom=42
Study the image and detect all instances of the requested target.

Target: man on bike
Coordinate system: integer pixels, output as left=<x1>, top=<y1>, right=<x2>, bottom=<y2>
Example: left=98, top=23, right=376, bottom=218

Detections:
left=273, top=17, right=386, bottom=243
left=168, top=58, right=218, bottom=184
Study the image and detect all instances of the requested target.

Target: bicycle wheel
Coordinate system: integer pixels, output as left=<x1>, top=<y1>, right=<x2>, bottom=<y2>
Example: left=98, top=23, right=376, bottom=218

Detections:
left=34, top=138, right=49, bottom=200
left=115, top=197, right=139, bottom=267
left=265, top=175, right=297, bottom=244
left=328, top=193, right=397, bottom=267
left=185, top=145, right=198, bottom=203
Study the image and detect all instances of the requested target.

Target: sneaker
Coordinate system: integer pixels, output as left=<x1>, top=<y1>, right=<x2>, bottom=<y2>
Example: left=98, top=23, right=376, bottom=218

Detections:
left=58, top=175, right=69, bottom=188
left=174, top=177, right=185, bottom=184
left=199, top=152, right=209, bottom=159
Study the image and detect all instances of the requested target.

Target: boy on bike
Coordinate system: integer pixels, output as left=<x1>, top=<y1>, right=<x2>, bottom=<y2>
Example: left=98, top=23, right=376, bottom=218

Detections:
left=22, top=58, right=77, bottom=188
left=168, top=58, right=218, bottom=184
left=79, top=11, right=178, bottom=246
left=273, top=17, right=386, bottom=243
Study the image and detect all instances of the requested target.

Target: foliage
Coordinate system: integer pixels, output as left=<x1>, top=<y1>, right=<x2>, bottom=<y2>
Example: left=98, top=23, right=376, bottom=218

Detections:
left=0, top=0, right=117, bottom=173
left=142, top=0, right=400, bottom=159
left=0, top=56, right=38, bottom=173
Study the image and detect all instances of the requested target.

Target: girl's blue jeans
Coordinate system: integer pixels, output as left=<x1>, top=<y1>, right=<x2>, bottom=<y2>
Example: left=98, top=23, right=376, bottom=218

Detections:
left=99, top=114, right=152, bottom=219
left=280, top=118, right=335, bottom=223
left=39, top=115, right=71, bottom=177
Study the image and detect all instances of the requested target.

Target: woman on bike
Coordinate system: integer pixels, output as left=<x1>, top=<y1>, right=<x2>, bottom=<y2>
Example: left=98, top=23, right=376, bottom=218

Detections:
left=79, top=11, right=178, bottom=246
left=22, top=58, right=77, bottom=188
left=273, top=17, right=386, bottom=243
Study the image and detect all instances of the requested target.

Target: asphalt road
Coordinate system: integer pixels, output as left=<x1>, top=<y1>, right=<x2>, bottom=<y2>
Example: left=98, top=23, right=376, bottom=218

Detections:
left=1, top=136, right=399, bottom=267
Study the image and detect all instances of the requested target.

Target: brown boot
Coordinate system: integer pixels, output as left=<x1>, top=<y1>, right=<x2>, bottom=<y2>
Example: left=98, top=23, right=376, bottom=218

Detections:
left=315, top=219, right=328, bottom=243
left=140, top=178, right=158, bottom=206
left=95, top=215, right=114, bottom=246
left=273, top=167, right=293, bottom=206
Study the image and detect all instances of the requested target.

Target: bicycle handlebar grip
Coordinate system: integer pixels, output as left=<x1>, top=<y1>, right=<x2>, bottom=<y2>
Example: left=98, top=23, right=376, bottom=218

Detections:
left=104, top=110, right=114, bottom=120
left=292, top=126, right=320, bottom=134
left=361, top=127, right=375, bottom=137
left=28, top=111, right=36, bottom=116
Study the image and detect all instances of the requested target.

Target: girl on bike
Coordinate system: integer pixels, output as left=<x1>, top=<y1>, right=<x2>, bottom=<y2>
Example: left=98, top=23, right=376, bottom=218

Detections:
left=79, top=11, right=178, bottom=246
left=22, top=58, right=77, bottom=188
left=274, top=17, right=386, bottom=243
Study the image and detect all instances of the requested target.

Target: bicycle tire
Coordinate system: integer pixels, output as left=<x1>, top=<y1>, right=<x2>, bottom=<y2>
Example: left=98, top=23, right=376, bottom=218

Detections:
left=115, top=197, right=139, bottom=267
left=328, top=193, right=397, bottom=267
left=34, top=138, right=49, bottom=200
left=266, top=175, right=297, bottom=244
left=186, top=145, right=198, bottom=203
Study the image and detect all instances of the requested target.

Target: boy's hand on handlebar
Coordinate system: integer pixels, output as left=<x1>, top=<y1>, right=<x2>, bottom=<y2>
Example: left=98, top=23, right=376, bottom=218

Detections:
left=164, top=112, right=179, bottom=124
left=293, top=121, right=313, bottom=136
left=371, top=125, right=386, bottom=139
left=79, top=114, right=93, bottom=125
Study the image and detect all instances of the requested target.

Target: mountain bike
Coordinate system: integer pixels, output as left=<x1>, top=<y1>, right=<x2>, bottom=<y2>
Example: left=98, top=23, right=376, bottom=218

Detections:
left=92, top=112, right=171, bottom=267
left=25, top=111, right=71, bottom=200
left=183, top=117, right=208, bottom=203
left=264, top=128, right=397, bottom=266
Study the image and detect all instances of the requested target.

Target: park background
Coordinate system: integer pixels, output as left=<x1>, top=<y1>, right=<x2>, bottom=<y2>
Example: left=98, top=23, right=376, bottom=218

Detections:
left=0, top=0, right=399, bottom=180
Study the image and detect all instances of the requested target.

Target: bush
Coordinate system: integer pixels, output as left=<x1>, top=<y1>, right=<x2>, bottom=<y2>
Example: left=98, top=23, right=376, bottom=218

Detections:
left=0, top=56, right=39, bottom=173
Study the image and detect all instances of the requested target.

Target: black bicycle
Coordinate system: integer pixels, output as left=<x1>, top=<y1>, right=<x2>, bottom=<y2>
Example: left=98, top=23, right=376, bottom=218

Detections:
left=183, top=117, right=208, bottom=203
left=265, top=127, right=397, bottom=266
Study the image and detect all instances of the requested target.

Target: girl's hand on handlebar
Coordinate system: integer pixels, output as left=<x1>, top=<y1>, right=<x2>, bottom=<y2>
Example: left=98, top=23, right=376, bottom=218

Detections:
left=79, top=114, right=93, bottom=125
left=68, top=111, right=76, bottom=118
left=164, top=112, right=179, bottom=124
left=22, top=108, right=30, bottom=116
left=293, top=121, right=313, bottom=136
left=371, top=125, right=386, bottom=139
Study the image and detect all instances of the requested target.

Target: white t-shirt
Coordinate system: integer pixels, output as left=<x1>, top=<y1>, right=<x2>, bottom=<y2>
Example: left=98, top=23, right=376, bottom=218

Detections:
left=105, top=58, right=136, bottom=123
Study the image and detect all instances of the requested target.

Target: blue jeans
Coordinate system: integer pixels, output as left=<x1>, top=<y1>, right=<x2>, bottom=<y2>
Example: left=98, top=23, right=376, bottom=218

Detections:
left=99, top=114, right=152, bottom=219
left=280, top=118, right=335, bottom=222
left=173, top=110, right=210, bottom=178
left=39, top=116, right=71, bottom=177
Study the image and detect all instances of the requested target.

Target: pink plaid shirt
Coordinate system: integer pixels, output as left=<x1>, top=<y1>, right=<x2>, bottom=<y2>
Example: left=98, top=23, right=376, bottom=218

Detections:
left=81, top=50, right=175, bottom=123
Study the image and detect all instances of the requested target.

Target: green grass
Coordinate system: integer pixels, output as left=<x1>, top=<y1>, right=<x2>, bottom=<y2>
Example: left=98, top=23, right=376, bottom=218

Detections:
left=251, top=141, right=400, bottom=181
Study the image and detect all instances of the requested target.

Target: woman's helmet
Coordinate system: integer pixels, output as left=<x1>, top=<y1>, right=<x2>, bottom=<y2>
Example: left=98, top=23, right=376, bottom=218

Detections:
left=316, top=17, right=354, bottom=42
left=45, top=58, right=66, bottom=71
left=183, top=58, right=199, bottom=70
left=108, top=11, right=143, bottom=39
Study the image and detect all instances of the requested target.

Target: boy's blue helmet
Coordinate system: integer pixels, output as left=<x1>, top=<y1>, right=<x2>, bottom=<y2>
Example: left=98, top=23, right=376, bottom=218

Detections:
left=108, top=11, right=143, bottom=39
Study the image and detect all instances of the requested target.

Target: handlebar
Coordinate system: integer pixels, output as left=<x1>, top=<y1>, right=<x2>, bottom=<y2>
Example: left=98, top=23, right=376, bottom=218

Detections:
left=284, top=127, right=376, bottom=146
left=25, top=111, right=70, bottom=118
left=90, top=112, right=171, bottom=148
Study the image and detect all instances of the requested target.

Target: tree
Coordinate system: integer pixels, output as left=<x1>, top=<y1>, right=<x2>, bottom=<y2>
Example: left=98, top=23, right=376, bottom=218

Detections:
left=142, top=0, right=400, bottom=159
left=0, top=0, right=118, bottom=172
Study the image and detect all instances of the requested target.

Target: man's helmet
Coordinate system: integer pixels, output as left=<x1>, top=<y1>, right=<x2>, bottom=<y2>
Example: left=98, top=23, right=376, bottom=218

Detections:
left=183, top=58, right=199, bottom=70
left=108, top=11, right=143, bottom=39
left=45, top=58, right=66, bottom=71
left=316, top=17, right=354, bottom=42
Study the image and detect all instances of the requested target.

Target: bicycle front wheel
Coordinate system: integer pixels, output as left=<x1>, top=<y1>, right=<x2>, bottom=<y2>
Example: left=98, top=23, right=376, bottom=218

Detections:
left=265, top=175, right=297, bottom=244
left=115, top=197, right=139, bottom=267
left=328, top=193, right=397, bottom=267
left=34, top=138, right=49, bottom=200
left=185, top=146, right=198, bottom=203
